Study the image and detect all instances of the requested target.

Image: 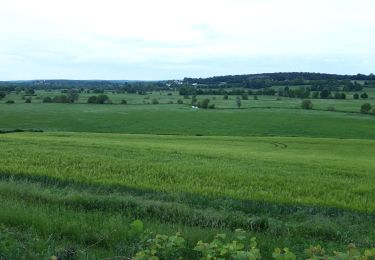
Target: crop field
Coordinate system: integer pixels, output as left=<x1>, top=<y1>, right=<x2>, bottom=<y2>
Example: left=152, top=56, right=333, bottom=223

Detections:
left=0, top=89, right=375, bottom=259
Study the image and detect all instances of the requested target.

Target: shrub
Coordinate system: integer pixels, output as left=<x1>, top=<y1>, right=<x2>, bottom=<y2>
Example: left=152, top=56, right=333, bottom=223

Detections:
left=370, top=107, right=375, bottom=115
left=52, top=95, right=70, bottom=103
left=42, top=97, right=53, bottom=103
left=360, top=92, right=369, bottom=99
left=301, top=100, right=313, bottom=109
left=87, top=96, right=97, bottom=104
left=223, top=94, right=229, bottom=100
left=168, top=101, right=174, bottom=104
left=121, top=99, right=127, bottom=104
left=208, top=103, right=215, bottom=109
left=96, top=94, right=111, bottom=104
left=198, top=98, right=210, bottom=109
left=353, top=93, right=359, bottom=99
left=360, top=103, right=372, bottom=114
left=152, top=98, right=159, bottom=104
left=327, top=105, right=336, bottom=111
left=5, top=100, right=15, bottom=104
left=0, top=91, right=6, bottom=99
left=242, top=93, right=249, bottom=100
left=253, top=95, right=258, bottom=100
left=177, top=99, right=183, bottom=104
left=25, top=98, right=32, bottom=103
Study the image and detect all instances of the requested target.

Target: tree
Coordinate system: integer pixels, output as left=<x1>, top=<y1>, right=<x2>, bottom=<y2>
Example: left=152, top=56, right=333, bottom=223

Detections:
left=360, top=103, right=372, bottom=113
left=241, top=93, right=249, bottom=100
left=152, top=98, right=159, bottom=104
left=312, top=92, right=319, bottom=99
left=320, top=89, right=331, bottom=99
left=301, top=100, right=313, bottom=109
left=353, top=93, right=359, bottom=99
left=223, top=94, right=229, bottom=100
left=191, top=95, right=197, bottom=106
left=25, top=98, right=32, bottom=103
left=360, top=92, right=368, bottom=99
left=67, top=90, right=79, bottom=103
left=0, top=91, right=7, bottom=99
left=121, top=99, right=127, bottom=104
left=177, top=99, right=183, bottom=104
left=236, top=96, right=241, bottom=108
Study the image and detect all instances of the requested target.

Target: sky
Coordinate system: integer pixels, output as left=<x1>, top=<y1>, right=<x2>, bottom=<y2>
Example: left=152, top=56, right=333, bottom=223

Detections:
left=0, top=0, right=374, bottom=80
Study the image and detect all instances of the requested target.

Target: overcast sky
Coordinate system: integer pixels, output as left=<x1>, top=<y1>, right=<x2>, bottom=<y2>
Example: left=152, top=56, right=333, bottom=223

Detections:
left=0, top=0, right=374, bottom=80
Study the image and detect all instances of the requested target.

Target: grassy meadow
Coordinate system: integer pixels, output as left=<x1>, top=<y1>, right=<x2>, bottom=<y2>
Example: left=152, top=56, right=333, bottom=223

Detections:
left=0, top=89, right=375, bottom=259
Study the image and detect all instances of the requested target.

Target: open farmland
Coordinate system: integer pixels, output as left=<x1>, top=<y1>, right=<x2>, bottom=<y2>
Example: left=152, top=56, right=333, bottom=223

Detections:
left=0, top=131, right=375, bottom=258
left=1, top=77, right=375, bottom=259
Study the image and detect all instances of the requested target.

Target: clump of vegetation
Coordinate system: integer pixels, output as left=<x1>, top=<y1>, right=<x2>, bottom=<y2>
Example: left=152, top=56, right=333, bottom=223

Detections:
left=360, top=92, right=369, bottom=99
left=301, top=100, right=313, bottom=109
left=360, top=103, right=372, bottom=114
left=152, top=98, right=159, bottom=104
left=5, top=100, right=15, bottom=104
left=177, top=99, right=183, bottom=104
left=121, top=99, right=127, bottom=104
left=236, top=96, right=241, bottom=108
left=25, top=98, right=32, bottom=103
left=198, top=98, right=210, bottom=109
left=87, top=94, right=112, bottom=104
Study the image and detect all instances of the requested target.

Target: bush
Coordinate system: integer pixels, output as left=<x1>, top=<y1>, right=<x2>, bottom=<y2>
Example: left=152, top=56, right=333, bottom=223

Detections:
left=360, top=103, right=372, bottom=114
left=96, top=94, right=111, bottom=104
left=42, top=97, right=53, bottom=103
left=0, top=91, right=6, bottom=99
left=5, top=100, right=15, bottom=104
left=370, top=107, right=375, bottom=115
left=198, top=98, right=210, bottom=109
left=121, top=99, right=127, bottom=104
left=242, top=93, right=249, bottom=100
left=353, top=93, right=359, bottom=99
left=168, top=100, right=174, bottom=104
left=253, top=95, right=258, bottom=100
left=25, top=98, right=32, bottom=103
left=208, top=104, right=215, bottom=109
left=301, top=100, right=313, bottom=109
left=223, top=94, right=229, bottom=100
left=177, top=99, right=183, bottom=104
left=152, top=98, right=159, bottom=104
left=327, top=105, right=336, bottom=111
left=360, top=92, right=369, bottom=99
left=52, top=95, right=70, bottom=103
left=87, top=96, right=97, bottom=104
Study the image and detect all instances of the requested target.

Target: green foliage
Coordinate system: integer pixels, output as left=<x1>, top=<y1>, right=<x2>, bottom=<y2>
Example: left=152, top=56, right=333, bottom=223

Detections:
left=272, top=248, right=296, bottom=259
left=301, top=100, right=313, bottom=109
left=198, top=98, right=210, bottom=109
left=152, top=98, right=159, bottom=104
left=236, top=96, right=241, bottom=108
left=135, top=232, right=186, bottom=260
left=360, top=103, right=372, bottom=113
left=194, top=229, right=261, bottom=260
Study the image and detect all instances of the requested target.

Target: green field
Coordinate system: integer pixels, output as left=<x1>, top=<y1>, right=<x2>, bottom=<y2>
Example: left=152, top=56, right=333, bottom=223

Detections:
left=0, top=90, right=375, bottom=259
